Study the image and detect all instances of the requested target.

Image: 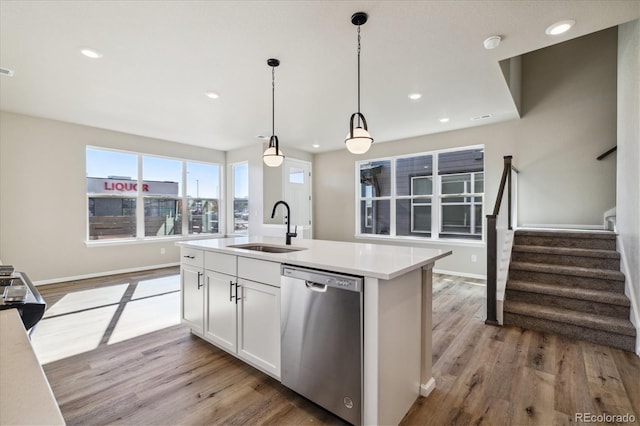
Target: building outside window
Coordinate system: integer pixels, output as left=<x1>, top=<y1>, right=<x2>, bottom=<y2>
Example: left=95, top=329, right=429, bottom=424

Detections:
left=357, top=146, right=484, bottom=241
left=231, top=162, right=249, bottom=234
left=86, top=147, right=222, bottom=241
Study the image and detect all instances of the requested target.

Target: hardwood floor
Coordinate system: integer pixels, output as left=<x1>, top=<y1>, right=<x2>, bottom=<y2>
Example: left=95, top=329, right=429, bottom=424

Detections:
left=35, top=269, right=639, bottom=425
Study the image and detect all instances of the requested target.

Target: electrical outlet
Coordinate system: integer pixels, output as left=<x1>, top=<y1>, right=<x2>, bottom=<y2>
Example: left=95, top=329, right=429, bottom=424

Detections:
left=160, top=248, right=166, bottom=255
left=471, top=254, right=477, bottom=262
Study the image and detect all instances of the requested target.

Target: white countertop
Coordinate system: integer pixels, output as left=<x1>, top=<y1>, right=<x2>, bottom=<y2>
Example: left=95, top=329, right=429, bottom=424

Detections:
left=0, top=309, right=65, bottom=426
left=177, top=236, right=451, bottom=280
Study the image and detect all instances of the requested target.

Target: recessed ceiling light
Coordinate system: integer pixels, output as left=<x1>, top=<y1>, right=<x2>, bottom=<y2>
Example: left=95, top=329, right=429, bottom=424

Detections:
left=439, top=117, right=450, bottom=123
left=408, top=93, right=422, bottom=100
left=545, top=20, right=575, bottom=36
left=205, top=91, right=220, bottom=99
left=312, top=144, right=320, bottom=148
left=80, top=48, right=103, bottom=59
left=483, top=35, right=501, bottom=50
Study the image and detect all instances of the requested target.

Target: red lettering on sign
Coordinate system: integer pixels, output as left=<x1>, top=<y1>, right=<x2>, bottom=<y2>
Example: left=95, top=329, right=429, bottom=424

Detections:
left=102, top=180, right=151, bottom=192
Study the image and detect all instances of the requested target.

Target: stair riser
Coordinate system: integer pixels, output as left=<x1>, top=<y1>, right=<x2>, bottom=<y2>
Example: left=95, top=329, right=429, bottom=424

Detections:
left=509, top=270, right=625, bottom=292
left=514, top=235, right=616, bottom=250
left=503, top=313, right=635, bottom=352
left=511, top=251, right=620, bottom=270
left=506, top=290, right=630, bottom=319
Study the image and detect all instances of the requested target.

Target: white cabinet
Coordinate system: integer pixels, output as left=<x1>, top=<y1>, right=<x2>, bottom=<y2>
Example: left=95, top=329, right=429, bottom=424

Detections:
left=200, top=253, right=282, bottom=379
left=237, top=278, right=281, bottom=378
left=204, top=270, right=237, bottom=352
left=181, top=264, right=204, bottom=334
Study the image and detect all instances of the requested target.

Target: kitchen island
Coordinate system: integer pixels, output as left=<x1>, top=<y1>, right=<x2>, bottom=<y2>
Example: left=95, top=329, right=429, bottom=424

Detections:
left=177, top=236, right=451, bottom=425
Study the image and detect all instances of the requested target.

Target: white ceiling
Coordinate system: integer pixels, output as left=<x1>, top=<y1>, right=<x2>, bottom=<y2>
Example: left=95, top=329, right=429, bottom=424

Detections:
left=1, top=1, right=638, bottom=153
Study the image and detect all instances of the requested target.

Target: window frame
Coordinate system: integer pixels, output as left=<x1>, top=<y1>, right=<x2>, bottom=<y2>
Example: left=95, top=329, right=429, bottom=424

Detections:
left=355, top=145, right=485, bottom=244
left=86, top=146, right=224, bottom=245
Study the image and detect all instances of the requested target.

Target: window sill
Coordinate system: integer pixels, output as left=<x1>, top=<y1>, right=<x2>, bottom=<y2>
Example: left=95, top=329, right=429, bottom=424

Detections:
left=85, top=234, right=224, bottom=247
left=355, top=234, right=486, bottom=248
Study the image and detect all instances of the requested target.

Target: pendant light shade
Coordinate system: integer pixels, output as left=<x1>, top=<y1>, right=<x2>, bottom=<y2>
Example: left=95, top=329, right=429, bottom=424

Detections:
left=345, top=113, right=373, bottom=154
left=264, top=58, right=285, bottom=167
left=345, top=12, right=373, bottom=154
left=263, top=136, right=284, bottom=167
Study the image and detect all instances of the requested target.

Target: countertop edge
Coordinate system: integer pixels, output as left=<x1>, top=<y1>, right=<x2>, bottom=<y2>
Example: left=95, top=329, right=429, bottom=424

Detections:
left=177, top=239, right=452, bottom=280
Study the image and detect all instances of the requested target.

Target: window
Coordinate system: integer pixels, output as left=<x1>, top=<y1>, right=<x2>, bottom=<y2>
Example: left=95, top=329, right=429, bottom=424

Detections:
left=356, top=147, right=484, bottom=241
left=86, top=147, right=222, bottom=241
left=231, top=162, right=249, bottom=234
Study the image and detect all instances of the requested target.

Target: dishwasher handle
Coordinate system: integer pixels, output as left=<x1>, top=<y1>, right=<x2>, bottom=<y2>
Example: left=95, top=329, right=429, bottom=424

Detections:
left=305, top=281, right=328, bottom=292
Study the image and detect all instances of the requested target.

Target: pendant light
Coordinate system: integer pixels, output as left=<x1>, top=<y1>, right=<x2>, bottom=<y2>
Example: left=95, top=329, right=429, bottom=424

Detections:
left=345, top=12, right=374, bottom=155
left=263, top=58, right=285, bottom=167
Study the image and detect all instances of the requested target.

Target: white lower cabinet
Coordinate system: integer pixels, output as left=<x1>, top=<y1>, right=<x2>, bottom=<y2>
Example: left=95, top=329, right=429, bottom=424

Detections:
left=180, top=264, right=204, bottom=334
left=237, top=278, right=281, bottom=378
left=194, top=254, right=281, bottom=380
left=204, top=270, right=237, bottom=352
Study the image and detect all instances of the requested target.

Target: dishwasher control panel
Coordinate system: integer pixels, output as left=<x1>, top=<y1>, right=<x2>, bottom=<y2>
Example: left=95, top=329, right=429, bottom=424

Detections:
left=281, top=265, right=363, bottom=292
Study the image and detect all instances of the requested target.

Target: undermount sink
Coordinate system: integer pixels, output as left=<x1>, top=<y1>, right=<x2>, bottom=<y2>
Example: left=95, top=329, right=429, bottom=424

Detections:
left=228, top=243, right=306, bottom=253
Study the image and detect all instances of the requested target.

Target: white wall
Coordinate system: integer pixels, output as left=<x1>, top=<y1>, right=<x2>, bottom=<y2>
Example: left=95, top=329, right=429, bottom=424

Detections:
left=313, top=28, right=618, bottom=276
left=617, top=19, right=640, bottom=354
left=0, top=112, right=225, bottom=282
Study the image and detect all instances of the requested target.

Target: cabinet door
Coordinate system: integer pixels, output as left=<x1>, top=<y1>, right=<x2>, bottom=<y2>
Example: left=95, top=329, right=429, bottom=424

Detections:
left=205, top=270, right=237, bottom=353
left=181, top=265, right=204, bottom=334
left=237, top=279, right=281, bottom=378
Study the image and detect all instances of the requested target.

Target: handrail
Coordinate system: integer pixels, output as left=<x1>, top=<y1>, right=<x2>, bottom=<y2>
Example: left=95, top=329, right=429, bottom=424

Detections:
left=486, top=155, right=516, bottom=326
left=597, top=146, right=617, bottom=161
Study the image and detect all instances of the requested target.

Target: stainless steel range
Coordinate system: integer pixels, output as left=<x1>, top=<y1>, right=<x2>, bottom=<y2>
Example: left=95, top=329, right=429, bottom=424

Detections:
left=0, top=267, right=46, bottom=332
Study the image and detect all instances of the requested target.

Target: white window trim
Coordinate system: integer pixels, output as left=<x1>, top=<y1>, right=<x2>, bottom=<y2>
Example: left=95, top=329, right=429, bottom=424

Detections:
left=86, top=146, right=224, bottom=244
left=355, top=145, right=484, bottom=243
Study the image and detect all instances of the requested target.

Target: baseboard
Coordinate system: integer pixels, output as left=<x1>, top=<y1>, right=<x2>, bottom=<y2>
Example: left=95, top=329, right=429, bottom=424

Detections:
left=433, top=269, right=486, bottom=281
left=617, top=236, right=640, bottom=356
left=420, top=377, right=436, bottom=397
left=33, top=262, right=180, bottom=286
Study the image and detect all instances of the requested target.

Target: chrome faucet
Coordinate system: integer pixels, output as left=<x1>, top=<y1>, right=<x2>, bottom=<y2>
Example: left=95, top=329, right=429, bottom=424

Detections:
left=271, top=200, right=297, bottom=245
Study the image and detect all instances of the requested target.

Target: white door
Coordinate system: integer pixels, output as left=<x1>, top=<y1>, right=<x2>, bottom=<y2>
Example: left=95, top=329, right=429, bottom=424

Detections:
left=181, top=265, right=204, bottom=334
left=283, top=158, right=312, bottom=232
left=205, top=270, right=237, bottom=353
left=237, top=279, right=281, bottom=378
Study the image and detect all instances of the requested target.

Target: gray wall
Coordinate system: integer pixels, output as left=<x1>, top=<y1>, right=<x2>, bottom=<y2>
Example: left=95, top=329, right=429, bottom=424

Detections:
left=617, top=19, right=640, bottom=353
left=314, top=28, right=618, bottom=277
left=0, top=111, right=225, bottom=282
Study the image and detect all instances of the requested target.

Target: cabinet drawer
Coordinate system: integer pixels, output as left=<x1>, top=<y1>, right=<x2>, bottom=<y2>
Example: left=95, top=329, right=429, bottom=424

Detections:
left=181, top=248, right=204, bottom=268
left=237, top=257, right=281, bottom=287
left=205, top=251, right=237, bottom=276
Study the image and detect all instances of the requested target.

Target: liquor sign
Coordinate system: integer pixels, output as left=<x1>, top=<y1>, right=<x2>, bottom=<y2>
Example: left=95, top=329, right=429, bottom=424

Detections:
left=87, top=177, right=179, bottom=196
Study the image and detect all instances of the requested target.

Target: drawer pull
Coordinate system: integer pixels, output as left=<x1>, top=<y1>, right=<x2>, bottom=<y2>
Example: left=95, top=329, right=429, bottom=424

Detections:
left=197, top=272, right=203, bottom=289
left=183, top=255, right=196, bottom=259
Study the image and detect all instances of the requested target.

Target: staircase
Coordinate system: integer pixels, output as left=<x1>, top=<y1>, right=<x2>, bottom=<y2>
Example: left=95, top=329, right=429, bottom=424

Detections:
left=503, top=229, right=636, bottom=352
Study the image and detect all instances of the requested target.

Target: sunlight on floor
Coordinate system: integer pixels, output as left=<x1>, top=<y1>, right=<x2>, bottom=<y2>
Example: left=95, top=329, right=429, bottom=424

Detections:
left=31, top=305, right=118, bottom=364
left=108, top=292, right=180, bottom=344
left=43, top=284, right=128, bottom=317
left=31, top=274, right=181, bottom=365
left=132, top=276, right=180, bottom=299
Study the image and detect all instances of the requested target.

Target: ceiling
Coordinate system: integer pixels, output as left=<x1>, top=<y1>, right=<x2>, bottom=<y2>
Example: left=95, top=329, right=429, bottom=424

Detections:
left=1, top=1, right=638, bottom=153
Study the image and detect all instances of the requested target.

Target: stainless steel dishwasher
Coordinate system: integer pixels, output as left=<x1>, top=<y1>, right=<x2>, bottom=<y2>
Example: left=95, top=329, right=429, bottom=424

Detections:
left=280, top=264, right=363, bottom=425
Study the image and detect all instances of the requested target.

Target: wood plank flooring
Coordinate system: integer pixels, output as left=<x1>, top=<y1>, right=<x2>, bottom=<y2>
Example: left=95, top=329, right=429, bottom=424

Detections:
left=34, top=269, right=640, bottom=425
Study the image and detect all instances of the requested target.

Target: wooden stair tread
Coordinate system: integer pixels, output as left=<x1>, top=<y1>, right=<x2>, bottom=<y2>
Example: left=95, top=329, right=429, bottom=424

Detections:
left=515, top=229, right=617, bottom=239
left=511, top=244, right=620, bottom=259
left=510, top=261, right=625, bottom=281
left=507, top=280, right=630, bottom=306
left=504, top=300, right=636, bottom=337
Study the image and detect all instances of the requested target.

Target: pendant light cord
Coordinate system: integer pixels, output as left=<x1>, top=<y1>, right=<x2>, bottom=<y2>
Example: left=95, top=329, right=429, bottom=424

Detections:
left=272, top=66, right=275, bottom=137
left=357, top=25, right=361, bottom=127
